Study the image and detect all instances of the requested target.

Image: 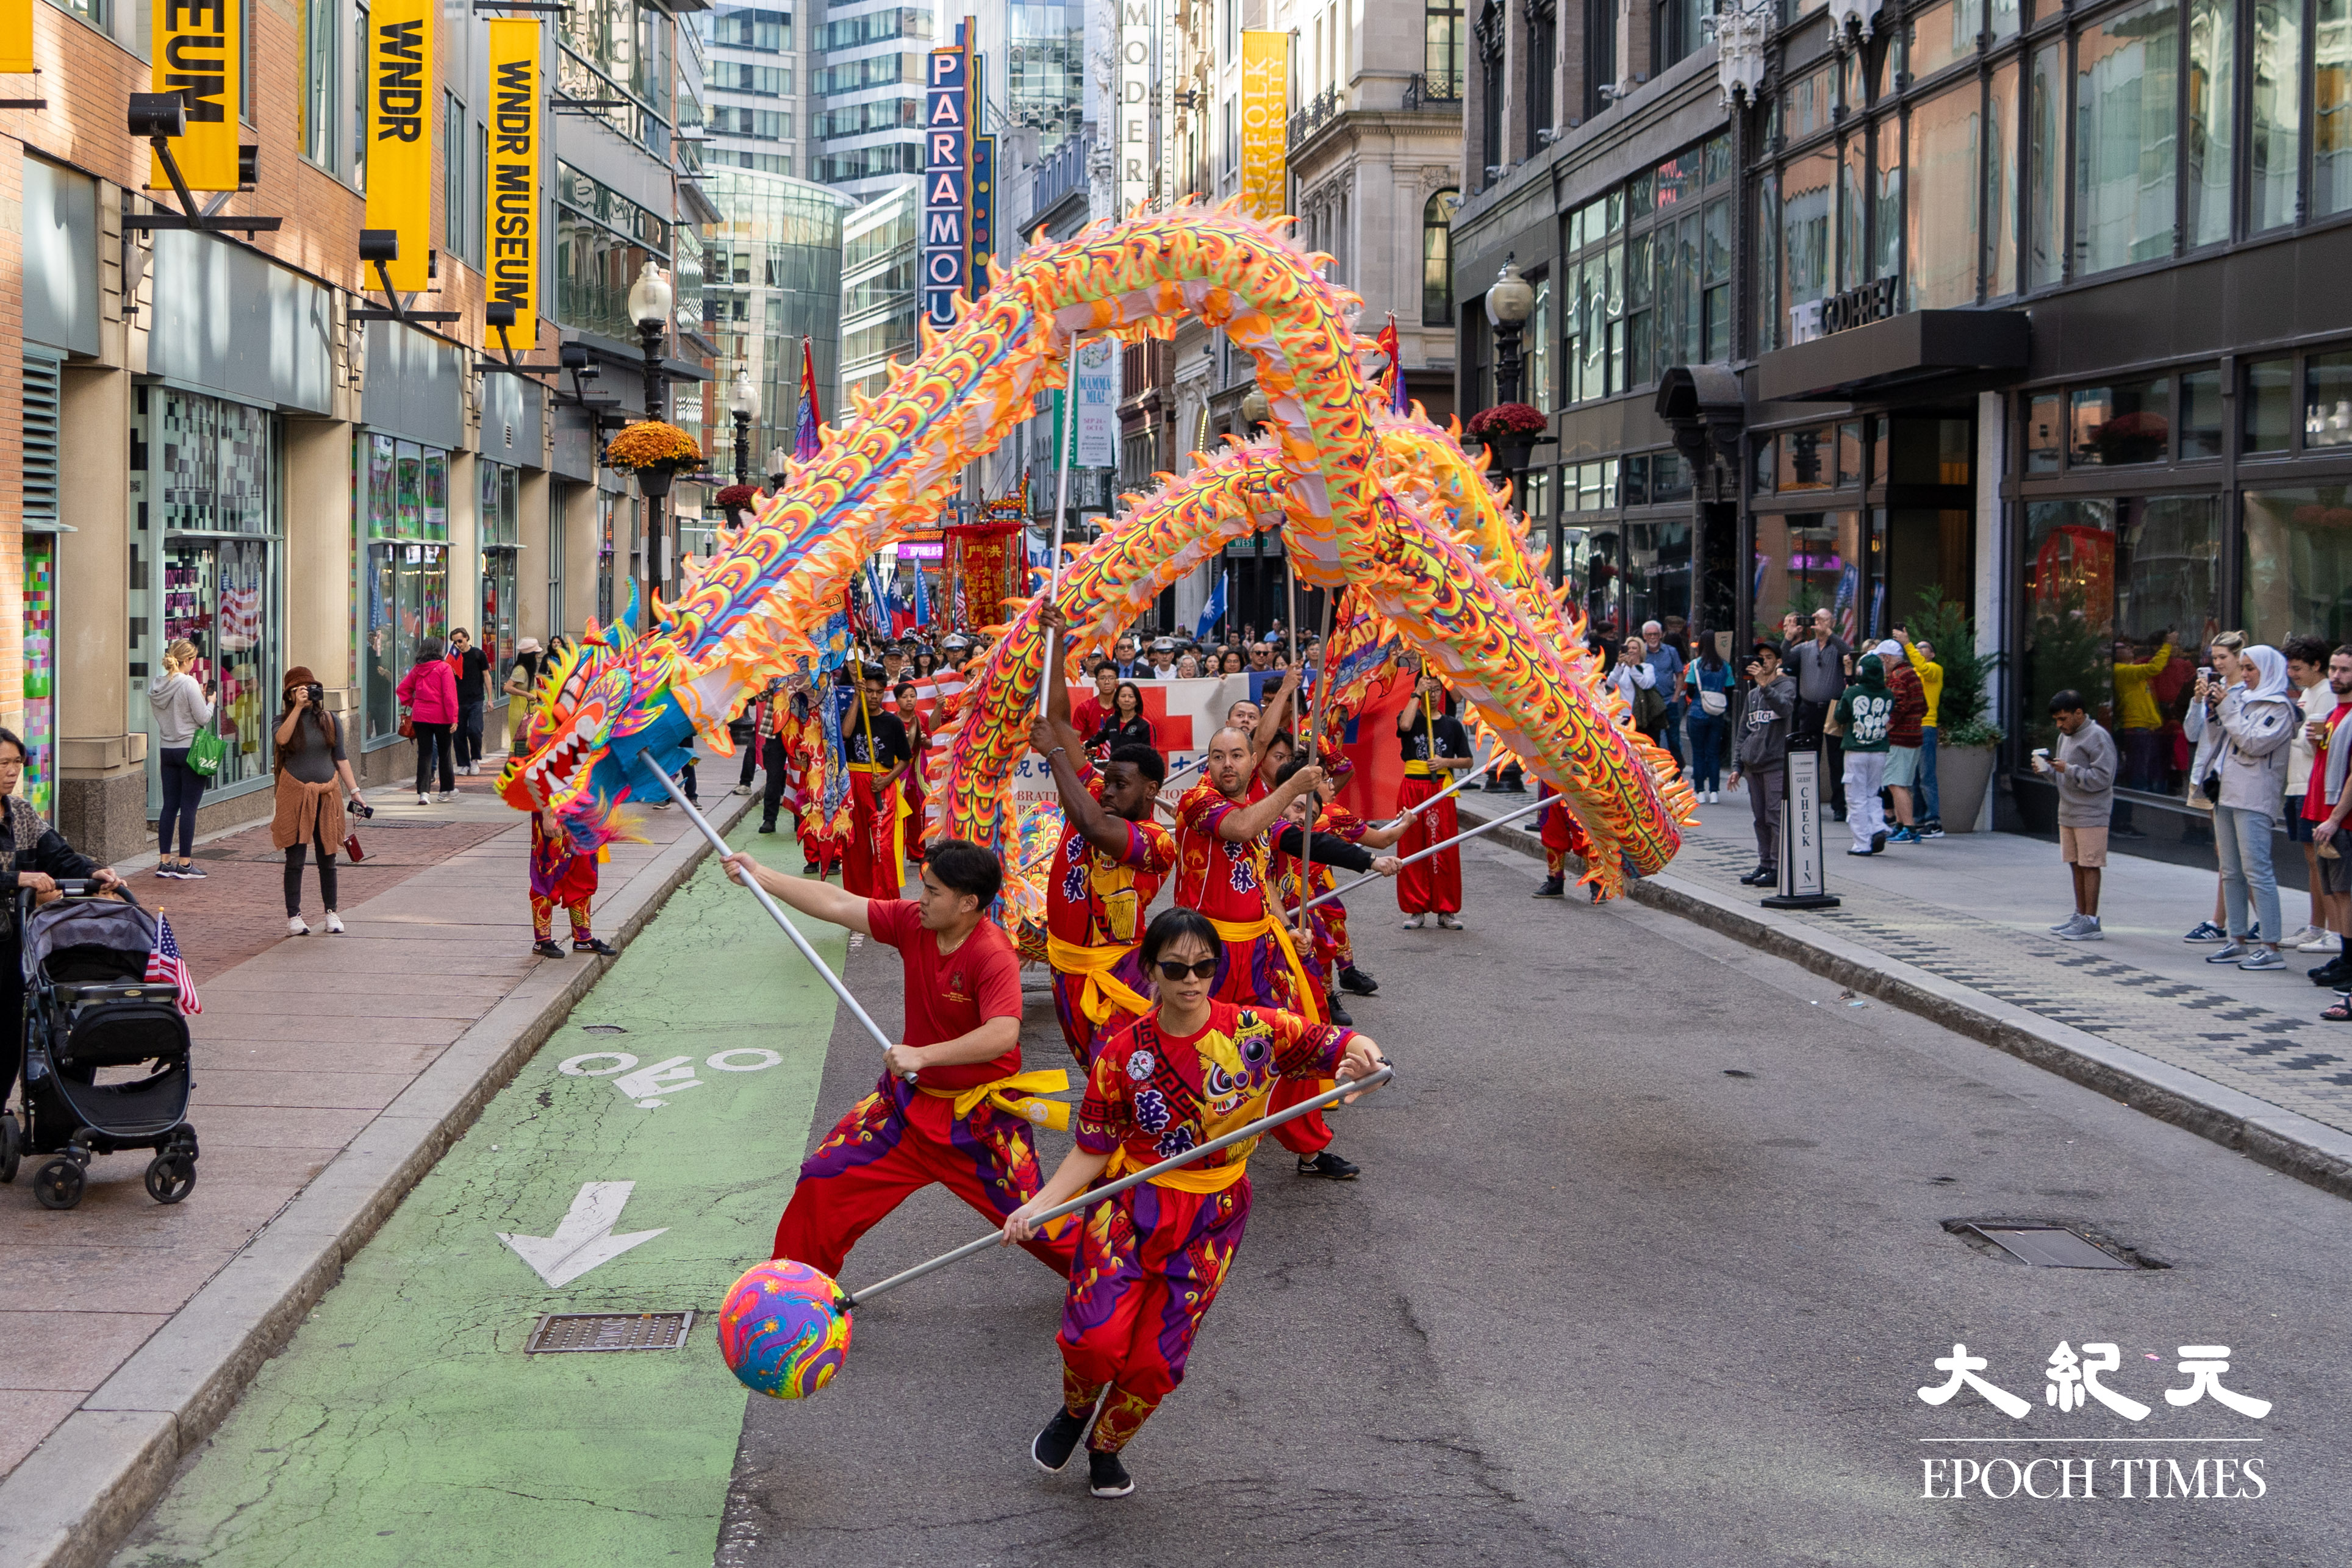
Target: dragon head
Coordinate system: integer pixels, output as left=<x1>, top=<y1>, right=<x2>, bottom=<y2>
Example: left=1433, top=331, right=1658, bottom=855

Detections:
left=497, top=608, right=709, bottom=842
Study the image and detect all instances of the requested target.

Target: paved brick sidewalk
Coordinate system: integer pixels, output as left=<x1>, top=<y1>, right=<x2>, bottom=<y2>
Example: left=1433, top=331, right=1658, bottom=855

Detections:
left=0, top=767, right=723, bottom=1479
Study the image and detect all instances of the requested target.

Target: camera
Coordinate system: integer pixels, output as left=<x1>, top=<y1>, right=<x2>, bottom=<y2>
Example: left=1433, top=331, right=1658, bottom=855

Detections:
left=305, top=682, right=325, bottom=704
left=351, top=801, right=375, bottom=819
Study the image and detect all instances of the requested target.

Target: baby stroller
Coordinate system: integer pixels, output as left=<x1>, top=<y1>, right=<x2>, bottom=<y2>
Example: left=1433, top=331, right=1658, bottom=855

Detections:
left=0, top=881, right=199, bottom=1209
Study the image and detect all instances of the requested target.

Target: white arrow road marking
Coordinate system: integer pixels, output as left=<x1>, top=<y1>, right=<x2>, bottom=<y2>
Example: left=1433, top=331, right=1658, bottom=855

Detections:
left=497, top=1181, right=668, bottom=1287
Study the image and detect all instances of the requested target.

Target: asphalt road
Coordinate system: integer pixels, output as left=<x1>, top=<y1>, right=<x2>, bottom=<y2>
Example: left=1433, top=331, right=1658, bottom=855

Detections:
left=719, top=834, right=2352, bottom=1568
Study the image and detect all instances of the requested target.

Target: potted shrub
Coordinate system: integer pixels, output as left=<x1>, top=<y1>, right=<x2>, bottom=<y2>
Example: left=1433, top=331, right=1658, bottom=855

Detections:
left=1466, top=402, right=1547, bottom=474
left=713, top=482, right=760, bottom=526
left=1904, top=588, right=2006, bottom=832
left=605, top=420, right=703, bottom=498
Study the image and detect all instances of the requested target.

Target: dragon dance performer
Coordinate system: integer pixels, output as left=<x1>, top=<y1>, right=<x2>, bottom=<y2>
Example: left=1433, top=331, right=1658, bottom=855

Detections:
left=842, top=664, right=915, bottom=897
left=1534, top=786, right=1604, bottom=903
left=1173, top=726, right=1369, bottom=1180
left=1394, top=668, right=1474, bottom=929
left=722, top=839, right=1078, bottom=1278
left=1269, top=757, right=1405, bottom=1020
left=1033, top=605, right=1178, bottom=1066
left=1003, top=908, right=1389, bottom=1500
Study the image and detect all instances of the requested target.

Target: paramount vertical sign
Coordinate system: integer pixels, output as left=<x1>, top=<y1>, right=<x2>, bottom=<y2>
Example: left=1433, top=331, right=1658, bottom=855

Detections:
left=151, top=0, right=242, bottom=192
left=922, top=43, right=969, bottom=331
left=486, top=21, right=540, bottom=349
left=367, top=0, right=436, bottom=291
left=1117, top=0, right=1150, bottom=215
left=1239, top=32, right=1286, bottom=220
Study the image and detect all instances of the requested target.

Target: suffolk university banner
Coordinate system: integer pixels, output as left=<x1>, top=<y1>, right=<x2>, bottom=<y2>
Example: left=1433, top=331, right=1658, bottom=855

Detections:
left=485, top=20, right=540, bottom=349
left=367, top=0, right=436, bottom=291
left=1239, top=31, right=1286, bottom=221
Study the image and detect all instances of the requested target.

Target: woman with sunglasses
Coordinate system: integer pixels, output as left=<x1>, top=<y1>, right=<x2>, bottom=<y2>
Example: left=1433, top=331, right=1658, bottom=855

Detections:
left=1002, top=906, right=1388, bottom=1500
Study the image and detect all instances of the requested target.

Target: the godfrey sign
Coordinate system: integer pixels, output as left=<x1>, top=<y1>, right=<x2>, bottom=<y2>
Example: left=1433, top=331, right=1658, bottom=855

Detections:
left=1915, top=1339, right=2270, bottom=1501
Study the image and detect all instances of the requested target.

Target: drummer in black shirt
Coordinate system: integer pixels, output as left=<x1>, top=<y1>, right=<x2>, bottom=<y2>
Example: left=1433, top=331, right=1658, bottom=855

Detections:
left=842, top=664, right=915, bottom=897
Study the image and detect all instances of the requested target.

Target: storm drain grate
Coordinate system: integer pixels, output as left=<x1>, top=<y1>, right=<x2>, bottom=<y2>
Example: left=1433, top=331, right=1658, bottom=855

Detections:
left=525, top=1311, right=695, bottom=1353
left=1957, top=1223, right=2140, bottom=1270
left=581, top=1023, right=629, bottom=1035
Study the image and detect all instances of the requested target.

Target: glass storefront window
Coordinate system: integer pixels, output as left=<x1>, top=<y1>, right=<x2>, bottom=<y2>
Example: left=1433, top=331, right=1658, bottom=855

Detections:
left=2181, top=368, right=2225, bottom=458
left=23, top=538, right=54, bottom=819
left=2069, top=377, right=2171, bottom=465
left=1777, top=425, right=1835, bottom=491
left=1625, top=515, right=1691, bottom=634
left=2074, top=0, right=2178, bottom=277
left=1752, top=512, right=1864, bottom=639
left=2028, top=39, right=2067, bottom=289
left=2242, top=486, right=2352, bottom=645
left=1840, top=135, right=1867, bottom=293
left=2304, top=352, right=2352, bottom=449
left=2023, top=499, right=2117, bottom=745
left=1781, top=148, right=1834, bottom=342
left=2320, top=0, right=2352, bottom=217
left=2186, top=0, right=2236, bottom=248
left=479, top=460, right=522, bottom=676
left=1528, top=276, right=1553, bottom=413
left=357, top=432, right=453, bottom=744
left=1651, top=450, right=1691, bottom=501
left=133, top=386, right=281, bottom=798
left=1838, top=421, right=1866, bottom=487
left=2245, top=357, right=2296, bottom=451
left=1987, top=59, right=2020, bottom=298
left=2026, top=393, right=2063, bottom=473
left=1908, top=0, right=1972, bottom=82
left=1910, top=81, right=1982, bottom=309
left=1872, top=115, right=1903, bottom=284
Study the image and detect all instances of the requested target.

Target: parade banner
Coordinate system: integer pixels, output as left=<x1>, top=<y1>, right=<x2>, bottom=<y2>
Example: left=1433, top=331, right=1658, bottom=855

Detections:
left=1239, top=31, right=1286, bottom=220
left=151, top=0, right=242, bottom=192
left=1117, top=0, right=1151, bottom=215
left=0, top=0, right=34, bottom=74
left=1012, top=676, right=1223, bottom=812
left=1072, top=337, right=1119, bottom=468
left=1158, top=0, right=1175, bottom=208
left=484, top=21, right=540, bottom=349
left=921, top=43, right=969, bottom=329
left=365, top=0, right=436, bottom=290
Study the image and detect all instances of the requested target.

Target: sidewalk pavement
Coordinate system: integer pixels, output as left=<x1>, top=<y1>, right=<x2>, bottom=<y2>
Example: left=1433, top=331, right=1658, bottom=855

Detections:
left=1460, top=784, right=2352, bottom=1201
left=0, top=750, right=753, bottom=1566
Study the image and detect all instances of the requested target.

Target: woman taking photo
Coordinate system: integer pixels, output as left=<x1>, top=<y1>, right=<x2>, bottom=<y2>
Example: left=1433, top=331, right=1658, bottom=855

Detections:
left=272, top=668, right=367, bottom=936
left=146, top=639, right=216, bottom=879
left=501, top=635, right=544, bottom=752
left=398, top=636, right=459, bottom=804
left=1683, top=638, right=1733, bottom=803
left=0, top=727, right=123, bottom=1119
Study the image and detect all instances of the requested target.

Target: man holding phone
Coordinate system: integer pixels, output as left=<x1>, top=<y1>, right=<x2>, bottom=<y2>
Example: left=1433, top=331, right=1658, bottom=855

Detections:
left=1729, top=642, right=1796, bottom=886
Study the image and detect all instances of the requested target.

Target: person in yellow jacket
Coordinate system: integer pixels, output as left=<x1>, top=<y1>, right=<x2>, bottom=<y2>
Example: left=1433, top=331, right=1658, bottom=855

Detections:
left=1894, top=628, right=1949, bottom=836
left=2112, top=632, right=2176, bottom=792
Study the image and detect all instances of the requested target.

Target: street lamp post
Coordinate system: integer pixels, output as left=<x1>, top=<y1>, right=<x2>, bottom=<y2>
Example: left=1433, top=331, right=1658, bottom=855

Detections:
left=626, top=262, right=673, bottom=624
left=1483, top=259, right=1538, bottom=797
left=1241, top=388, right=1272, bottom=635
left=730, top=367, right=759, bottom=485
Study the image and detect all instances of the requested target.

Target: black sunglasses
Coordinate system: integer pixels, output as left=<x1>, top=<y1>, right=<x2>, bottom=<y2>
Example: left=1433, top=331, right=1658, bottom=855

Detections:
left=1153, top=958, right=1219, bottom=981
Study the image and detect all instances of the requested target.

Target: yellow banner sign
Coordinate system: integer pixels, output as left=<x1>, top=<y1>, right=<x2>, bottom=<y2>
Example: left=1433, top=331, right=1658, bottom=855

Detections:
left=365, top=0, right=436, bottom=291
left=0, top=0, right=34, bottom=75
left=485, top=20, right=540, bottom=349
left=150, top=0, right=241, bottom=192
left=1239, top=31, right=1286, bottom=222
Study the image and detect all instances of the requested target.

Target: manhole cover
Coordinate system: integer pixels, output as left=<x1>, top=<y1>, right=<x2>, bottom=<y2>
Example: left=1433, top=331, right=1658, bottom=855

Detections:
left=581, top=1023, right=629, bottom=1035
left=525, top=1311, right=695, bottom=1353
left=1958, top=1223, right=2140, bottom=1270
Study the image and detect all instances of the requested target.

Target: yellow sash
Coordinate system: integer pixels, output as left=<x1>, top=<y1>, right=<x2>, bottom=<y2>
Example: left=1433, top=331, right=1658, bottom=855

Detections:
left=1105, top=1137, right=1255, bottom=1194
left=1205, top=910, right=1319, bottom=1020
left=919, top=1067, right=1074, bottom=1133
left=1044, top=935, right=1153, bottom=1026
left=1402, top=761, right=1437, bottom=778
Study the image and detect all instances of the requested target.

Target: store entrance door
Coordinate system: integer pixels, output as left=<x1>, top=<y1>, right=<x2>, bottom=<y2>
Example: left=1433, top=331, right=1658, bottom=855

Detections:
left=1881, top=413, right=1976, bottom=629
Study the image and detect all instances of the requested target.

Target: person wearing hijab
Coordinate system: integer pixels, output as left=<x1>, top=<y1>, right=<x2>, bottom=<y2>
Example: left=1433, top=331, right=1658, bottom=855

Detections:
left=2206, top=643, right=2298, bottom=970
left=1832, top=653, right=1896, bottom=856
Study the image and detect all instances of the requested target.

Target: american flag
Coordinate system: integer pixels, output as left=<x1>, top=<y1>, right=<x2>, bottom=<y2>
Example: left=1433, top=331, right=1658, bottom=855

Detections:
left=146, top=912, right=201, bottom=1015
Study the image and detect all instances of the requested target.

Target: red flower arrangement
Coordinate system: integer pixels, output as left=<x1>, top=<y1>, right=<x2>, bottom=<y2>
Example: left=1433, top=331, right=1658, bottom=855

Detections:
left=714, top=483, right=759, bottom=511
left=1466, top=403, right=1548, bottom=440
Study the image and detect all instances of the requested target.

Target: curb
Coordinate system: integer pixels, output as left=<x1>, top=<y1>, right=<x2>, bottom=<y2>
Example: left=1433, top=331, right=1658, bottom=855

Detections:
left=1458, top=802, right=2352, bottom=1203
left=0, top=792, right=756, bottom=1568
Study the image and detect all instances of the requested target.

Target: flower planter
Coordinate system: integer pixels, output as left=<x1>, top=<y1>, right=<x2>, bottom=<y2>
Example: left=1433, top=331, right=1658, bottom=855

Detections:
left=1936, top=742, right=1997, bottom=832
left=634, top=462, right=676, bottom=499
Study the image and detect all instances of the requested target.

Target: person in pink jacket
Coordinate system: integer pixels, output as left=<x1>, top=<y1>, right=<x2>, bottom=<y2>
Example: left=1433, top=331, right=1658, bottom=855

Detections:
left=397, top=636, right=461, bottom=803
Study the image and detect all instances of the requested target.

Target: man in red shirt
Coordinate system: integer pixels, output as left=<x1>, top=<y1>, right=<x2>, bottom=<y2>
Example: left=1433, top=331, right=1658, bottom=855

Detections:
left=1031, top=606, right=1180, bottom=1065
left=722, top=838, right=1077, bottom=1277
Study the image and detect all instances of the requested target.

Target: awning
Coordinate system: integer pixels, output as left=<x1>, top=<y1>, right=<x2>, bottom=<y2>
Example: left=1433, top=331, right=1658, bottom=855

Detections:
left=1757, top=309, right=2030, bottom=404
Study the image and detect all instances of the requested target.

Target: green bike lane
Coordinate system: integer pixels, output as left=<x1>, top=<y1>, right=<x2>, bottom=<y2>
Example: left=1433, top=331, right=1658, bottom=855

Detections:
left=113, top=817, right=844, bottom=1568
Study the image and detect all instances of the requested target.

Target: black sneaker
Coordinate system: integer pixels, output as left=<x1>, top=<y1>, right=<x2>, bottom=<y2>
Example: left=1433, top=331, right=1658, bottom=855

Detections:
left=1738, top=866, right=1771, bottom=886
left=1297, top=1150, right=1360, bottom=1180
left=1870, top=831, right=1888, bottom=854
left=2311, top=960, right=2351, bottom=986
left=758, top=820, right=777, bottom=834
left=801, top=861, right=821, bottom=875
left=1088, top=1448, right=1134, bottom=1498
left=532, top=940, right=566, bottom=959
left=1328, top=997, right=1354, bottom=1027
left=1533, top=875, right=1565, bottom=898
left=1032, top=1408, right=1088, bottom=1473
left=1338, top=965, right=1379, bottom=996
left=573, top=937, right=617, bottom=956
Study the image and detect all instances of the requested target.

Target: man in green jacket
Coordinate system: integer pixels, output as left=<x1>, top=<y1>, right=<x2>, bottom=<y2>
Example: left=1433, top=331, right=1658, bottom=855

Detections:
left=1835, top=654, right=1896, bottom=856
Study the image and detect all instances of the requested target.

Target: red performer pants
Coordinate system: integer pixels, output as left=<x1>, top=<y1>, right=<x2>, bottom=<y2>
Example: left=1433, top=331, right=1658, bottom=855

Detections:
left=773, top=1073, right=1075, bottom=1277
left=1059, top=1177, right=1249, bottom=1453
left=1395, top=776, right=1462, bottom=914
left=796, top=812, right=844, bottom=878
left=1207, top=928, right=1332, bottom=1156
left=530, top=894, right=593, bottom=943
left=842, top=768, right=905, bottom=898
